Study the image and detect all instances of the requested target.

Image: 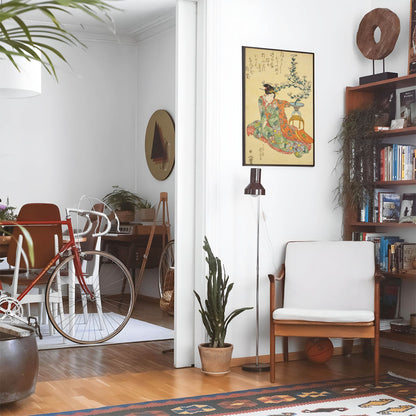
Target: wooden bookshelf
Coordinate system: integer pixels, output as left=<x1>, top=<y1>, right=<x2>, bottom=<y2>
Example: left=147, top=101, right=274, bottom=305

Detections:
left=344, top=74, right=416, bottom=349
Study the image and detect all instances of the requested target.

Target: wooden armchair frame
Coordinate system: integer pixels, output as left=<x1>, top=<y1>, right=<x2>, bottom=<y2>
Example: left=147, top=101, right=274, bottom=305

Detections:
left=269, top=242, right=382, bottom=386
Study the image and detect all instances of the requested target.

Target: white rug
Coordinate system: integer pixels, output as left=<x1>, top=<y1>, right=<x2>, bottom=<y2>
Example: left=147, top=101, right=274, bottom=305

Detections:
left=36, top=314, right=174, bottom=350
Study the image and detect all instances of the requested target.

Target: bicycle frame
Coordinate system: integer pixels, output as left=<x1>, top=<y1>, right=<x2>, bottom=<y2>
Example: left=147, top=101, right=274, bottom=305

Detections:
left=0, top=216, right=93, bottom=303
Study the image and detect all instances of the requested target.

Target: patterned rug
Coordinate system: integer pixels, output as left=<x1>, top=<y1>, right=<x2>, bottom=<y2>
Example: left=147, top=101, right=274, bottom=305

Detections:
left=31, top=373, right=415, bottom=416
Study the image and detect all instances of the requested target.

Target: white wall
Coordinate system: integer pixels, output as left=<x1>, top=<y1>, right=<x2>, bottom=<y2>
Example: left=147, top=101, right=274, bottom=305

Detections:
left=0, top=39, right=138, bottom=213
left=0, top=28, right=177, bottom=298
left=135, top=26, right=176, bottom=297
left=194, top=0, right=412, bottom=362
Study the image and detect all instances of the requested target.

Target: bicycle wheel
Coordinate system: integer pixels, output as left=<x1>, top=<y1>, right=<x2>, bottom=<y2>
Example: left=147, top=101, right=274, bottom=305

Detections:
left=45, top=250, right=135, bottom=344
left=158, top=240, right=174, bottom=297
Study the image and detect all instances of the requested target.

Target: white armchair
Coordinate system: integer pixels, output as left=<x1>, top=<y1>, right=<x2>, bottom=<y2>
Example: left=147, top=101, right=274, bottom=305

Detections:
left=269, top=241, right=381, bottom=385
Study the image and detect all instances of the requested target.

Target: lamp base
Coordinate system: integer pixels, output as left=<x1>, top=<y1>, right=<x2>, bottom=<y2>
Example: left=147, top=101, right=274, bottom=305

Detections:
left=242, top=362, right=270, bottom=372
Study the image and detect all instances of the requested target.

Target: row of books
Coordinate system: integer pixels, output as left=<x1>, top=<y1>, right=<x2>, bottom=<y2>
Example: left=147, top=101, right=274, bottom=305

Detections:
left=352, top=233, right=416, bottom=273
left=360, top=192, right=416, bottom=224
left=379, top=144, right=416, bottom=181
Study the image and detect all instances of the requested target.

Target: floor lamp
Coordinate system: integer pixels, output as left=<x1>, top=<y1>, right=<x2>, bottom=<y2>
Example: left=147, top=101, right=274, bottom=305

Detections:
left=242, top=168, right=270, bottom=372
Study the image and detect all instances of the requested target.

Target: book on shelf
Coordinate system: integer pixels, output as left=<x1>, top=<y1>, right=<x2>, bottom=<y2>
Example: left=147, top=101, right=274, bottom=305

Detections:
left=385, top=241, right=416, bottom=273
left=379, top=192, right=400, bottom=223
left=379, top=236, right=403, bottom=271
left=379, top=144, right=416, bottom=182
left=399, top=193, right=416, bottom=224
left=402, top=243, right=416, bottom=270
left=351, top=233, right=408, bottom=272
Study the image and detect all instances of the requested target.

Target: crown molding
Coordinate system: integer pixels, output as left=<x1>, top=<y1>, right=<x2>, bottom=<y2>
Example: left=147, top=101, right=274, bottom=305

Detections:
left=129, top=11, right=176, bottom=43
left=21, top=10, right=176, bottom=46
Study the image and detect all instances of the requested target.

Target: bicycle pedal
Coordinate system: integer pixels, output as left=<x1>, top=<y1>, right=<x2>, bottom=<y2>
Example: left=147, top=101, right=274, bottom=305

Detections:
left=28, top=316, right=43, bottom=340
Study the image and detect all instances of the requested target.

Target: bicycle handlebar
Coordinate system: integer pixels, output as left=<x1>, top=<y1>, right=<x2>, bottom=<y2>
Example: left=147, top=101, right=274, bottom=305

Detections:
left=66, top=208, right=112, bottom=238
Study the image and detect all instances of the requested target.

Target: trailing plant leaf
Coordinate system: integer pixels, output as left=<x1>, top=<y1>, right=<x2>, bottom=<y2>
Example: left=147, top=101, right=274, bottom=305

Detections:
left=0, top=0, right=117, bottom=79
left=333, top=106, right=378, bottom=210
left=194, top=236, right=252, bottom=348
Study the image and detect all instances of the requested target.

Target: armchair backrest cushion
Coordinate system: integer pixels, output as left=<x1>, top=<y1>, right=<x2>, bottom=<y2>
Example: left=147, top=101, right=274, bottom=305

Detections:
left=283, top=241, right=375, bottom=311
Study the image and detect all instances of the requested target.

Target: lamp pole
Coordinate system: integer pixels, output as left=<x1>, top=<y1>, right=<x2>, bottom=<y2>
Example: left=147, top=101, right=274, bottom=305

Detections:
left=242, top=168, right=269, bottom=372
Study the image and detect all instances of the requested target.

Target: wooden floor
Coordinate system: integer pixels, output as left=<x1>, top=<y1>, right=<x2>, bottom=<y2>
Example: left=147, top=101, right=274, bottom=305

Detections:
left=1, top=300, right=415, bottom=416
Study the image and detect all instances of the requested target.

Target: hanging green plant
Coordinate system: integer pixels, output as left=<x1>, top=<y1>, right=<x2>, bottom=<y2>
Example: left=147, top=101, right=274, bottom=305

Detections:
left=333, top=106, right=378, bottom=210
left=0, top=0, right=116, bottom=79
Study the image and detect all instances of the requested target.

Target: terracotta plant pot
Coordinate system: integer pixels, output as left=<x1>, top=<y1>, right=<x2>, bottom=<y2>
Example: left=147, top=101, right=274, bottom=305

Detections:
left=136, top=208, right=155, bottom=222
left=198, top=343, right=233, bottom=376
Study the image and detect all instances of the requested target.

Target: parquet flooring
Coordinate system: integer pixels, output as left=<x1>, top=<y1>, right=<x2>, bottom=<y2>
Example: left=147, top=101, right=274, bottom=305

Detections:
left=1, top=299, right=415, bottom=416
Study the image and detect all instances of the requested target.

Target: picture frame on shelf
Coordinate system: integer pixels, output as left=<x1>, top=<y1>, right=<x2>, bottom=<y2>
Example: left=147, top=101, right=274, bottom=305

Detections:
left=379, top=192, right=401, bottom=223
left=390, top=118, right=406, bottom=129
left=399, top=193, right=416, bottom=223
left=242, top=46, right=314, bottom=167
left=395, top=86, right=416, bottom=127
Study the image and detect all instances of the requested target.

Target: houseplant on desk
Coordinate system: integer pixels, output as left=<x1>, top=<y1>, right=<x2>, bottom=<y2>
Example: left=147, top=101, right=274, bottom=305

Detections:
left=103, top=186, right=147, bottom=223
left=194, top=237, right=252, bottom=375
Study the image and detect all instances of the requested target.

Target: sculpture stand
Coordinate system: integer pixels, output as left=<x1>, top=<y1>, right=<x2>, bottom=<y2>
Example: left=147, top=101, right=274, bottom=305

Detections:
left=359, top=59, right=397, bottom=85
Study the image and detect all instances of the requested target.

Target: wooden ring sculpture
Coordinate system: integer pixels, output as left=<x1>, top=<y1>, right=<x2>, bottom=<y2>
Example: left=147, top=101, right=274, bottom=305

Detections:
left=356, top=8, right=400, bottom=60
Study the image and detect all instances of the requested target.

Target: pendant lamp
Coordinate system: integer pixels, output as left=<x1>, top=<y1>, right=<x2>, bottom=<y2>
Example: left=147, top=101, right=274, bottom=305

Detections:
left=0, top=56, right=41, bottom=98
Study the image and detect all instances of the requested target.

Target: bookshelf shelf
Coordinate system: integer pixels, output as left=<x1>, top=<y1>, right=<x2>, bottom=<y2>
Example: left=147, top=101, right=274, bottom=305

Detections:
left=383, top=271, right=416, bottom=281
left=375, top=180, right=416, bottom=186
left=346, top=73, right=416, bottom=93
left=350, top=221, right=416, bottom=228
left=380, top=330, right=416, bottom=344
left=344, top=75, right=416, bottom=351
left=375, top=127, right=416, bottom=138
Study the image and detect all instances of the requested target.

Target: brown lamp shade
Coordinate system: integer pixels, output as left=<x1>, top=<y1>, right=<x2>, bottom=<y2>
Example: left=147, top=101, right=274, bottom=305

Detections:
left=244, top=168, right=265, bottom=196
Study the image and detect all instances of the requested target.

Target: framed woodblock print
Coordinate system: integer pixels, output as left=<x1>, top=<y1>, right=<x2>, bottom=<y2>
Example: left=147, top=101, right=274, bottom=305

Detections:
left=243, top=46, right=315, bottom=166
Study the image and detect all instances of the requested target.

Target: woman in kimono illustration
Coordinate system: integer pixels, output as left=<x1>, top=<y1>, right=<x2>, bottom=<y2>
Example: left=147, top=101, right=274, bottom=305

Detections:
left=247, top=84, right=313, bottom=158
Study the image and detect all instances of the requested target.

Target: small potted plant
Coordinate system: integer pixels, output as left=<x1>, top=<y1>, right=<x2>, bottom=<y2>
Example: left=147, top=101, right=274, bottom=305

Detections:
left=136, top=199, right=155, bottom=222
left=194, top=237, right=252, bottom=375
left=103, top=186, right=145, bottom=223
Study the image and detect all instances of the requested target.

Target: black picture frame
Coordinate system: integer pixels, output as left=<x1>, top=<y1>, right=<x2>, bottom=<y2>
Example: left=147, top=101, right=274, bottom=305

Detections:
left=242, top=46, right=315, bottom=167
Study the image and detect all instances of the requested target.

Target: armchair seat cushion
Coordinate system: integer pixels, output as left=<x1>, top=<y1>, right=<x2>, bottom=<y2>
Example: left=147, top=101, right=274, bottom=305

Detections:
left=273, top=307, right=374, bottom=323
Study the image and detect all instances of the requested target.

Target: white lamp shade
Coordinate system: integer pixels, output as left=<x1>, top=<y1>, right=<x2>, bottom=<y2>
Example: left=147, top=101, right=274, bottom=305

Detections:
left=0, top=57, right=41, bottom=98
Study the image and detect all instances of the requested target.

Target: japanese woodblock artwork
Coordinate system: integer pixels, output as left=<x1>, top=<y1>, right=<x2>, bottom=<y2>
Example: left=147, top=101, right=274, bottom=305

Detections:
left=243, top=46, right=315, bottom=166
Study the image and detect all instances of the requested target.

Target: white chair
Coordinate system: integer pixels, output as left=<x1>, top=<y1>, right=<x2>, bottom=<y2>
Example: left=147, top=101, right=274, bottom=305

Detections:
left=269, top=241, right=381, bottom=385
left=0, top=203, right=63, bottom=330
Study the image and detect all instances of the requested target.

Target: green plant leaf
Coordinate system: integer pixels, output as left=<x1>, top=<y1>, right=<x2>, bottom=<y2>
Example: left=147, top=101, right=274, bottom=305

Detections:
left=0, top=0, right=117, bottom=79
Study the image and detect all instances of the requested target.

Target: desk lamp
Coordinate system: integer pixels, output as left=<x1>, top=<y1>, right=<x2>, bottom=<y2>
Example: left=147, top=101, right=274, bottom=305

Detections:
left=242, top=168, right=269, bottom=372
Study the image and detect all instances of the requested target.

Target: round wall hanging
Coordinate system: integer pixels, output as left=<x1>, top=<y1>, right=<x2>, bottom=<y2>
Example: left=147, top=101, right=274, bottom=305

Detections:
left=145, top=110, right=175, bottom=181
left=356, top=8, right=400, bottom=60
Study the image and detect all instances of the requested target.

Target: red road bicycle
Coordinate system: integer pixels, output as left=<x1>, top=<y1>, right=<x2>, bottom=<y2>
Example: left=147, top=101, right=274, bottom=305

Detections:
left=0, top=208, right=135, bottom=344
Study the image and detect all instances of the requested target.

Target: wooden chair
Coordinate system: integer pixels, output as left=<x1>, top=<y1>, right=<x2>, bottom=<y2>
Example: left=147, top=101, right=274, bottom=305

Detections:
left=0, top=203, right=63, bottom=324
left=269, top=241, right=381, bottom=385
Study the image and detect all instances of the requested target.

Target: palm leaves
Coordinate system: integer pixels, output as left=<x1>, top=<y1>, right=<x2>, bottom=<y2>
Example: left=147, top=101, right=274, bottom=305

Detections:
left=194, top=237, right=252, bottom=348
left=0, top=0, right=116, bottom=79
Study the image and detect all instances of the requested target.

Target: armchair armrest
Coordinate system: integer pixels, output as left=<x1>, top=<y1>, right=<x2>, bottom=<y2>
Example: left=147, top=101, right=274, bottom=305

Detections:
left=269, top=264, right=285, bottom=313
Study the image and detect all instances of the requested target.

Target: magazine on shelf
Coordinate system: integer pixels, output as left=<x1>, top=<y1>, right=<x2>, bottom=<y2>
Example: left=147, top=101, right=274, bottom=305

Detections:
left=399, top=88, right=416, bottom=127
left=379, top=192, right=401, bottom=222
left=399, top=193, right=416, bottom=223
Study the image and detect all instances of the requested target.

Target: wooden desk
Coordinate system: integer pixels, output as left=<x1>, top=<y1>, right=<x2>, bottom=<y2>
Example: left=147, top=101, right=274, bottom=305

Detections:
left=102, top=223, right=169, bottom=279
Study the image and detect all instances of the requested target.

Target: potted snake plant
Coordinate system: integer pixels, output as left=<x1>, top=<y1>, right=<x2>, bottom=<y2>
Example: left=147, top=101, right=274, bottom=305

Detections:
left=194, top=237, right=252, bottom=375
